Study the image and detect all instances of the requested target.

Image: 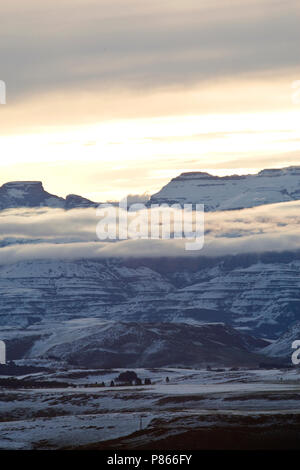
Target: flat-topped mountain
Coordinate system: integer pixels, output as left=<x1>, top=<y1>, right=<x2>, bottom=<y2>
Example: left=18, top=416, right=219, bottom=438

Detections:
left=0, top=181, right=98, bottom=210
left=0, top=181, right=65, bottom=210
left=150, top=166, right=300, bottom=211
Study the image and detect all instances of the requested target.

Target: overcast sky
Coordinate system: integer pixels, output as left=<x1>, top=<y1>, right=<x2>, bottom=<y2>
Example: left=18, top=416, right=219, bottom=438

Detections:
left=0, top=0, right=299, bottom=200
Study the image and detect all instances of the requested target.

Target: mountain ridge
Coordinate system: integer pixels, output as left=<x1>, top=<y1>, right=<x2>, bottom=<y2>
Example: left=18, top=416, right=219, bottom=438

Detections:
left=150, top=165, right=300, bottom=210
left=2, top=165, right=300, bottom=211
left=26, top=321, right=267, bottom=368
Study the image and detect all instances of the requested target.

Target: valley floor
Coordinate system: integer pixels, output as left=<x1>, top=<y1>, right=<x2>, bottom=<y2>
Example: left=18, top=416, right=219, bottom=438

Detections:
left=1, top=367, right=300, bottom=450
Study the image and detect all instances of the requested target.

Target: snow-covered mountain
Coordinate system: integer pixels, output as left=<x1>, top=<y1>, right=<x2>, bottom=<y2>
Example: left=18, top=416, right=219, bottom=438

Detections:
left=0, top=181, right=98, bottom=210
left=64, top=194, right=98, bottom=209
left=150, top=166, right=300, bottom=211
left=1, top=253, right=300, bottom=364
left=26, top=321, right=266, bottom=368
left=2, top=165, right=300, bottom=212
left=2, top=168, right=300, bottom=367
left=0, top=181, right=65, bottom=210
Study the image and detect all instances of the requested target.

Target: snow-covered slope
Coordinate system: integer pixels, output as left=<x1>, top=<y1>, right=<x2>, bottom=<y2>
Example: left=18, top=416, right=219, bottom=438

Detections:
left=150, top=166, right=300, bottom=211
left=263, top=322, right=300, bottom=359
left=27, top=321, right=266, bottom=367
left=1, top=254, right=300, bottom=350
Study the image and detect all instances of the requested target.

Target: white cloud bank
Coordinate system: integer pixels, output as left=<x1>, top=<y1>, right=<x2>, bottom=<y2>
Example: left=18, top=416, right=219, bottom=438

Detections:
left=0, top=200, right=300, bottom=263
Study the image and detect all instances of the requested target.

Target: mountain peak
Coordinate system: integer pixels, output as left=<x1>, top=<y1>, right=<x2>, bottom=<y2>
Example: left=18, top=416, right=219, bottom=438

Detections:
left=65, top=194, right=98, bottom=209
left=0, top=180, right=64, bottom=210
left=0, top=181, right=99, bottom=211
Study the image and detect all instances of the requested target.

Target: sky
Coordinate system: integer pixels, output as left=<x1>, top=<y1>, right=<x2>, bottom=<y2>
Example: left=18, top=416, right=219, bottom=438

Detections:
left=0, top=0, right=300, bottom=201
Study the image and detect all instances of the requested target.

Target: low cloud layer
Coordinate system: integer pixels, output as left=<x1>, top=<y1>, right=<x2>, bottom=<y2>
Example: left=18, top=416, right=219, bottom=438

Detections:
left=1, top=200, right=300, bottom=263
